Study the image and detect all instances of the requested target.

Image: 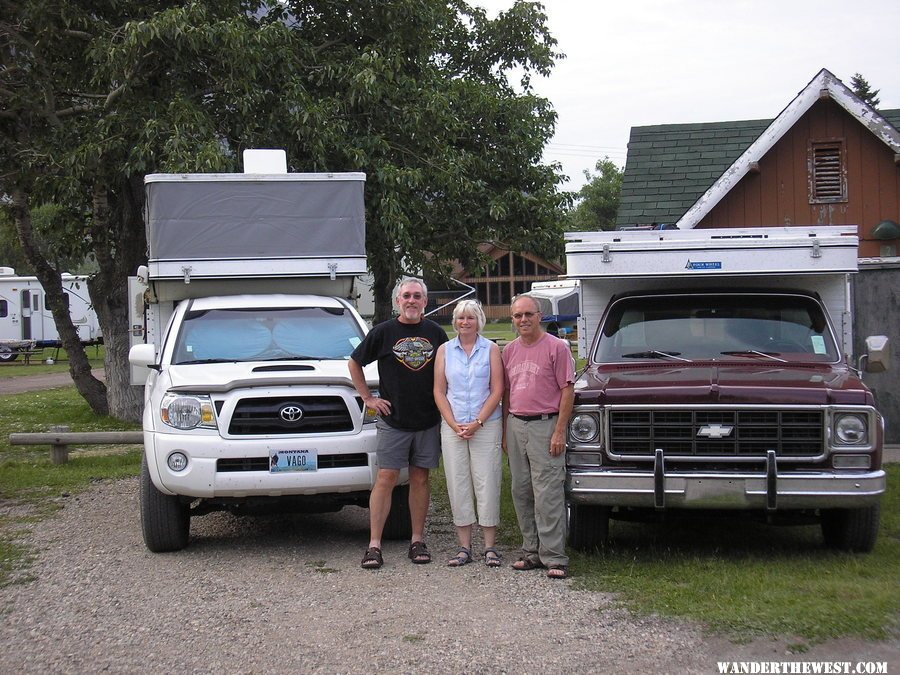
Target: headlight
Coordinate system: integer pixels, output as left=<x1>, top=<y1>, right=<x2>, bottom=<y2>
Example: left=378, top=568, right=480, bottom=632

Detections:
left=161, top=393, right=217, bottom=430
left=361, top=389, right=380, bottom=424
left=569, top=413, right=600, bottom=444
left=833, top=413, right=867, bottom=446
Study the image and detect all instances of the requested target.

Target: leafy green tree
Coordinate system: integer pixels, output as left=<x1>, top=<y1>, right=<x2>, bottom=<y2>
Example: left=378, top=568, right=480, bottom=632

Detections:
left=1, top=0, right=565, bottom=420
left=850, top=72, right=881, bottom=108
left=564, top=157, right=623, bottom=231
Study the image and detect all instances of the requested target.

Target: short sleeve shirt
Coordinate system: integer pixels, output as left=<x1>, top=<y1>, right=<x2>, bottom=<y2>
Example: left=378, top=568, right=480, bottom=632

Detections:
left=351, top=318, right=448, bottom=430
left=502, top=332, right=575, bottom=415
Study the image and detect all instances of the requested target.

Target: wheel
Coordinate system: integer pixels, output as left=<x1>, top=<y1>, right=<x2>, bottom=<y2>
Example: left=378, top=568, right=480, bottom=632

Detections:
left=382, top=483, right=412, bottom=540
left=567, top=503, right=610, bottom=552
left=821, top=505, right=880, bottom=552
left=0, top=345, right=19, bottom=362
left=140, top=454, right=190, bottom=552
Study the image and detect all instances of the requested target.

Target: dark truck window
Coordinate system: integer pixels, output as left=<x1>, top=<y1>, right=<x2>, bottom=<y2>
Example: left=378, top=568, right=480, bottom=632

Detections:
left=172, top=306, right=365, bottom=364
left=594, top=294, right=839, bottom=363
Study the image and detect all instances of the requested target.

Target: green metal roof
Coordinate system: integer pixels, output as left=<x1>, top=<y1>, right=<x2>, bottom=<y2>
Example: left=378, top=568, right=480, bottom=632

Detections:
left=616, top=108, right=900, bottom=229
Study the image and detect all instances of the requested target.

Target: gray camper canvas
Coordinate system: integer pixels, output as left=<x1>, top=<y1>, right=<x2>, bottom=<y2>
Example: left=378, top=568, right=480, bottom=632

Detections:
left=144, top=173, right=367, bottom=282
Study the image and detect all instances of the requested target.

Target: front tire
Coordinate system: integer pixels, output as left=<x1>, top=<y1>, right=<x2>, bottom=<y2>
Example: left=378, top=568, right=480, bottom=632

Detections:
left=821, top=505, right=880, bottom=552
left=0, top=345, right=19, bottom=362
left=140, top=455, right=190, bottom=552
left=382, top=483, right=412, bottom=540
left=567, top=503, right=610, bottom=552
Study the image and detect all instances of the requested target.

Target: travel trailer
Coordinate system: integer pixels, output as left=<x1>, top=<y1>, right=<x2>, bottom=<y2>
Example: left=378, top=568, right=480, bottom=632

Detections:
left=0, top=268, right=102, bottom=361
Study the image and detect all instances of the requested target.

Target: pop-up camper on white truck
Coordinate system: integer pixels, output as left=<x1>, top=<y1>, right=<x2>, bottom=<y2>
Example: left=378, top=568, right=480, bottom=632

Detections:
left=564, top=227, right=890, bottom=552
left=129, top=154, right=407, bottom=552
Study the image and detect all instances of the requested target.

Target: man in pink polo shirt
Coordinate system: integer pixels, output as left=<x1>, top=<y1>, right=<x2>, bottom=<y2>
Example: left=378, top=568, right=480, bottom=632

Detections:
left=502, top=294, right=575, bottom=579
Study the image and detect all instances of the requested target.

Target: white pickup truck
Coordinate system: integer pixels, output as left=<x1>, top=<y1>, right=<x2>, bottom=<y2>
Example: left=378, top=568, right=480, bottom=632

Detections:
left=129, top=157, right=408, bottom=552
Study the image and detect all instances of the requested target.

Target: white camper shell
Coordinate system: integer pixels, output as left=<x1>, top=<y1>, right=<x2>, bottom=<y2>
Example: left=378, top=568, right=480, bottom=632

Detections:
left=0, top=268, right=102, bottom=362
left=565, top=226, right=859, bottom=360
left=129, top=167, right=407, bottom=553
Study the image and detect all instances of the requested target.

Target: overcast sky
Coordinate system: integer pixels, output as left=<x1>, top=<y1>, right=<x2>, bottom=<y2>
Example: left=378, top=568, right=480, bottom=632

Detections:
left=476, top=0, right=900, bottom=191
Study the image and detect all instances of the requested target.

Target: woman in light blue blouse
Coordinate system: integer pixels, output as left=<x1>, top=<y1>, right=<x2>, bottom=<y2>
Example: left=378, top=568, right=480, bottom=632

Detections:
left=433, top=299, right=504, bottom=567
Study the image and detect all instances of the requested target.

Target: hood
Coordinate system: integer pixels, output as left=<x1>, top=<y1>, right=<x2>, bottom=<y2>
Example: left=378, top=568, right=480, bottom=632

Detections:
left=162, top=359, right=377, bottom=393
left=576, top=363, right=872, bottom=407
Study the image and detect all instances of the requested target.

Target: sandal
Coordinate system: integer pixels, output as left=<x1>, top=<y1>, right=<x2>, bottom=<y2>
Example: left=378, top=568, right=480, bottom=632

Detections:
left=447, top=546, right=472, bottom=567
left=484, top=547, right=503, bottom=568
left=511, top=555, right=542, bottom=571
left=361, top=546, right=383, bottom=570
left=408, top=540, right=432, bottom=564
left=546, top=564, right=568, bottom=579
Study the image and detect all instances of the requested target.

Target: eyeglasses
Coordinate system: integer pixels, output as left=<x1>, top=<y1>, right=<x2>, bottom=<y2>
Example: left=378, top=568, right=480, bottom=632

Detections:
left=400, top=292, right=424, bottom=300
left=511, top=311, right=538, bottom=320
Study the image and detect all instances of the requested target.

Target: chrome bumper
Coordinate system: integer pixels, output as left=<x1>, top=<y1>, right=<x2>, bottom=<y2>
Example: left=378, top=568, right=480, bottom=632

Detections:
left=567, top=451, right=885, bottom=510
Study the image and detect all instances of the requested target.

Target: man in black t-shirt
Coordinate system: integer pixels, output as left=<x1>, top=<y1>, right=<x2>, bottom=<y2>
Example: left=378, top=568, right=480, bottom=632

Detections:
left=349, top=278, right=448, bottom=569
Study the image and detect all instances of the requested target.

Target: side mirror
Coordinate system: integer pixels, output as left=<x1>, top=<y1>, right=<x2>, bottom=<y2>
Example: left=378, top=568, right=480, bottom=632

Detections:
left=129, top=343, right=157, bottom=368
left=863, top=335, right=890, bottom=373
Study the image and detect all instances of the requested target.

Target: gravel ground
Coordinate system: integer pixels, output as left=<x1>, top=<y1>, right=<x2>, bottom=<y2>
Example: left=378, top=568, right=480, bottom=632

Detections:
left=0, top=478, right=897, bottom=674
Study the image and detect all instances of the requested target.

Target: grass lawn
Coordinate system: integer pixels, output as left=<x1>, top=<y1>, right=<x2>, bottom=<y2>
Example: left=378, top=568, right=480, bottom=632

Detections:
left=435, top=458, right=899, bottom=643
left=0, top=386, right=140, bottom=499
left=0, top=345, right=105, bottom=378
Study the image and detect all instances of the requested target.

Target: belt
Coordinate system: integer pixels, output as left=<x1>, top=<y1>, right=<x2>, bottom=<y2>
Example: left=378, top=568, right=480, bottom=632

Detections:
left=511, top=413, right=558, bottom=422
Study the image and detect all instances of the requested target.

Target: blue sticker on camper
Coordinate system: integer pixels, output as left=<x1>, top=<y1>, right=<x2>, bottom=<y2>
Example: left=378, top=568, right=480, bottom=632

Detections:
left=685, top=260, right=722, bottom=270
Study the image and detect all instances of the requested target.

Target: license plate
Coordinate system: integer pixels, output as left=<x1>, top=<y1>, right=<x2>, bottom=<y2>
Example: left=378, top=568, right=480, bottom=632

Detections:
left=269, top=449, right=318, bottom=473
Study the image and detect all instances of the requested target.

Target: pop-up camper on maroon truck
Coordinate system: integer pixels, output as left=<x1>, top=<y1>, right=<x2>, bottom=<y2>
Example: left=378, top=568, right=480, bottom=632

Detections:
left=564, top=226, right=890, bottom=552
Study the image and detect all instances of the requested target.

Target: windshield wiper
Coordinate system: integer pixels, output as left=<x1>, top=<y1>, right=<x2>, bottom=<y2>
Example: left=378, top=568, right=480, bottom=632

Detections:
left=720, top=350, right=786, bottom=363
left=177, top=358, right=238, bottom=365
left=621, top=350, right=691, bottom=362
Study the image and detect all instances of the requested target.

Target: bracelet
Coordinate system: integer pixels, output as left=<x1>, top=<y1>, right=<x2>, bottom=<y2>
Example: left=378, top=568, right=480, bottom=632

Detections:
left=475, top=418, right=484, bottom=427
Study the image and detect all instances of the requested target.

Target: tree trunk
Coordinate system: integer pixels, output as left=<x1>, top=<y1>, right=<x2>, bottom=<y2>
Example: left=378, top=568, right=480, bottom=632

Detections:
left=367, top=213, right=402, bottom=324
left=86, top=176, right=147, bottom=423
left=9, top=186, right=110, bottom=415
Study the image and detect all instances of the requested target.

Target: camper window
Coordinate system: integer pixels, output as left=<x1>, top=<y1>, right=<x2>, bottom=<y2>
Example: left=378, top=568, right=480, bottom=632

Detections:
left=0, top=300, right=6, bottom=318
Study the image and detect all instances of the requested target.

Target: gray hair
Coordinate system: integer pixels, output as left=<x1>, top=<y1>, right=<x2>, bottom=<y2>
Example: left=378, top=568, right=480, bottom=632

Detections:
left=510, top=293, right=540, bottom=313
left=452, top=298, right=486, bottom=332
left=393, top=277, right=428, bottom=304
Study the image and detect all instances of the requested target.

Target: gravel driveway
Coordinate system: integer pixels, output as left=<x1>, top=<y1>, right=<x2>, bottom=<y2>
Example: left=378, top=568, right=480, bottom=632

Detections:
left=1, top=478, right=896, bottom=674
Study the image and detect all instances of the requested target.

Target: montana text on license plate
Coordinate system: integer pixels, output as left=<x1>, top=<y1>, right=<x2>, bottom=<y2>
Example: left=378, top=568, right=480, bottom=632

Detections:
left=269, top=449, right=318, bottom=473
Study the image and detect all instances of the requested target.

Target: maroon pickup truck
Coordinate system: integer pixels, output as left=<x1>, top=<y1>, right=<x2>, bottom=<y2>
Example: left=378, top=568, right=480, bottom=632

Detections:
left=565, top=288, right=888, bottom=552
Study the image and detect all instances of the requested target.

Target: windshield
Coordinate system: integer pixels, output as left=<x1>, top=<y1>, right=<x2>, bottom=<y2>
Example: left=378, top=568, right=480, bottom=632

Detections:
left=593, top=294, right=839, bottom=363
left=171, top=306, right=365, bottom=365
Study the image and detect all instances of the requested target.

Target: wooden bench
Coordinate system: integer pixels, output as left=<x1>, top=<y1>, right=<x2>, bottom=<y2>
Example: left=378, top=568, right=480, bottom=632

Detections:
left=9, top=425, right=143, bottom=464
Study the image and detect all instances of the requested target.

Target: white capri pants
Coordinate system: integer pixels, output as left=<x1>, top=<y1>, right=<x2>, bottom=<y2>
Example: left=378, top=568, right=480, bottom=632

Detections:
left=440, top=418, right=503, bottom=527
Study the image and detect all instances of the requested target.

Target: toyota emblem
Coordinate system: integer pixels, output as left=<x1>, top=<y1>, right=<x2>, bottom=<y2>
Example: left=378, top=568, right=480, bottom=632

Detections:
left=279, top=405, right=304, bottom=423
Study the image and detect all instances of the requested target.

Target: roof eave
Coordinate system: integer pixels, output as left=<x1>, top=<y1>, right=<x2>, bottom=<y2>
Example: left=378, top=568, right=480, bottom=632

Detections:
left=676, top=69, right=900, bottom=230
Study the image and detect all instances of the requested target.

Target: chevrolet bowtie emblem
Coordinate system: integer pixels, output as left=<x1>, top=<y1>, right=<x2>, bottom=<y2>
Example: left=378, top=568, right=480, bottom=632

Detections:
left=697, top=424, right=734, bottom=439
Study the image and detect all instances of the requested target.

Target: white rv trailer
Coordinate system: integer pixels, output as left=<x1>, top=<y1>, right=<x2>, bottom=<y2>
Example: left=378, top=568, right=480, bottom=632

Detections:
left=0, top=268, right=102, bottom=361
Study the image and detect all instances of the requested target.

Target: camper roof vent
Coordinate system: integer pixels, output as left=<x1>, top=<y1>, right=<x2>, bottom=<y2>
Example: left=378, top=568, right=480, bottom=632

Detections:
left=243, top=149, right=288, bottom=174
left=0, top=267, right=15, bottom=276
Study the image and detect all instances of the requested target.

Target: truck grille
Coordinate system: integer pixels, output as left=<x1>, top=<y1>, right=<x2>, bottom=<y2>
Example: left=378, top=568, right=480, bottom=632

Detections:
left=228, top=396, right=354, bottom=435
left=608, top=409, right=823, bottom=458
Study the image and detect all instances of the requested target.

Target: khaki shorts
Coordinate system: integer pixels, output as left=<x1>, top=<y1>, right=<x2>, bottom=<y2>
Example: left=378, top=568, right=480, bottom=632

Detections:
left=375, top=420, right=441, bottom=470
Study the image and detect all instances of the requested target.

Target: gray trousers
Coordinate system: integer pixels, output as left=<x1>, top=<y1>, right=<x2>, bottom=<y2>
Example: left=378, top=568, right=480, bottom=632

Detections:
left=506, top=415, right=569, bottom=566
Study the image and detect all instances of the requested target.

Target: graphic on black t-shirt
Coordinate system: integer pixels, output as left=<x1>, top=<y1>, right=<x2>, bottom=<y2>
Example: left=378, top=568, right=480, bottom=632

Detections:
left=392, top=337, right=436, bottom=371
